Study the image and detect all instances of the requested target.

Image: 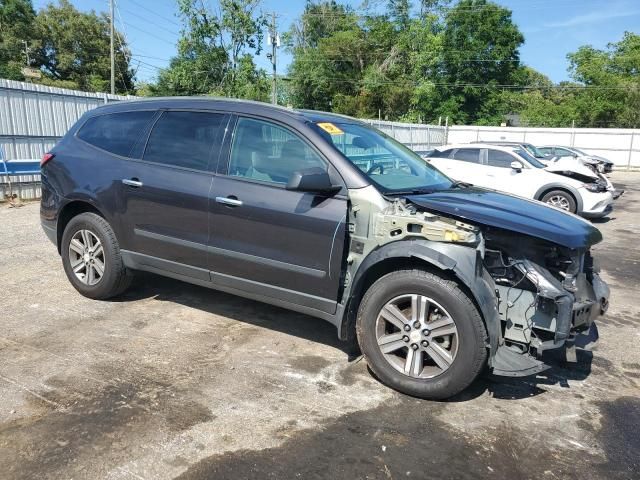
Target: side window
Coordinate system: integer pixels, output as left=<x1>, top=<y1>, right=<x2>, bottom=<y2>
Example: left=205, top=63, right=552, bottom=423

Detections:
left=452, top=148, right=481, bottom=163
left=143, top=111, right=224, bottom=170
left=538, top=147, right=552, bottom=155
left=77, top=111, right=154, bottom=157
left=555, top=148, right=573, bottom=157
left=228, top=117, right=326, bottom=185
left=431, top=148, right=454, bottom=158
left=486, top=149, right=516, bottom=168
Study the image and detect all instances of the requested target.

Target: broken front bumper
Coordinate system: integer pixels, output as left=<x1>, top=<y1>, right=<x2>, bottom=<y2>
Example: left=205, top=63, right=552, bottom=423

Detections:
left=491, top=259, right=610, bottom=377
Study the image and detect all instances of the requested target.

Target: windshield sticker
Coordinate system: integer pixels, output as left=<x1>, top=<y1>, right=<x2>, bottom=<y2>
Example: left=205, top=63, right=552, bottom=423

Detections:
left=317, top=122, right=344, bottom=135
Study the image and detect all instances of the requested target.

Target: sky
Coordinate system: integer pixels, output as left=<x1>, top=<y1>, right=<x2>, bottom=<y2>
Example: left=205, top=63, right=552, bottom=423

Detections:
left=33, top=0, right=640, bottom=84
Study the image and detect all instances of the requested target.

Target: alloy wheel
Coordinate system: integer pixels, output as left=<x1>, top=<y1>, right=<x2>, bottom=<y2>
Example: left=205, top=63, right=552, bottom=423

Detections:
left=68, top=229, right=105, bottom=286
left=546, top=195, right=571, bottom=211
left=375, top=294, right=459, bottom=378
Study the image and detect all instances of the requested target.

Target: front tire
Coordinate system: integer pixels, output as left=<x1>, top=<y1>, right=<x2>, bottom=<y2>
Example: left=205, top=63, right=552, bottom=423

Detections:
left=541, top=189, right=577, bottom=213
left=356, top=269, right=487, bottom=400
left=61, top=212, right=132, bottom=299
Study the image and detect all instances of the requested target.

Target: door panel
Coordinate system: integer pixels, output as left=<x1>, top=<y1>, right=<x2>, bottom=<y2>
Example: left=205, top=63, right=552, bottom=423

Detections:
left=118, top=111, right=227, bottom=273
left=208, top=116, right=347, bottom=311
left=209, top=176, right=346, bottom=309
left=118, top=162, right=212, bottom=275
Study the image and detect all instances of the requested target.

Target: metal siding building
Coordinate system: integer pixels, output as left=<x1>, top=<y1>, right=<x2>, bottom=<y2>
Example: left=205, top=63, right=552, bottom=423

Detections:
left=0, top=79, right=132, bottom=162
left=0, top=80, right=132, bottom=200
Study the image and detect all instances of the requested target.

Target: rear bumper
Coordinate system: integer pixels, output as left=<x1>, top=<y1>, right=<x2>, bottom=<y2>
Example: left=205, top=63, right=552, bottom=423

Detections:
left=41, top=220, right=57, bottom=247
left=39, top=173, right=61, bottom=250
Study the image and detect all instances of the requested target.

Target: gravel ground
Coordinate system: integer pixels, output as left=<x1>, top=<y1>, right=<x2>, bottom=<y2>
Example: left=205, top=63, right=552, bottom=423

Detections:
left=0, top=172, right=638, bottom=480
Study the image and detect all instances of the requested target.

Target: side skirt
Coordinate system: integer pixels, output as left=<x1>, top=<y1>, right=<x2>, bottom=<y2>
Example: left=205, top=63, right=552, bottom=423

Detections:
left=120, top=250, right=342, bottom=329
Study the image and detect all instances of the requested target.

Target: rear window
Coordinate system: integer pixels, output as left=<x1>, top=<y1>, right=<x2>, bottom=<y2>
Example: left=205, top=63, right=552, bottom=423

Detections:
left=452, top=148, right=481, bottom=163
left=143, top=111, right=225, bottom=170
left=429, top=148, right=454, bottom=158
left=77, top=111, right=154, bottom=157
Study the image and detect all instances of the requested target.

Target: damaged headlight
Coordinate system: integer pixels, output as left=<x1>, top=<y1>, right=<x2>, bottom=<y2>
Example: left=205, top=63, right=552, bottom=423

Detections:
left=444, top=228, right=476, bottom=243
left=583, top=182, right=607, bottom=193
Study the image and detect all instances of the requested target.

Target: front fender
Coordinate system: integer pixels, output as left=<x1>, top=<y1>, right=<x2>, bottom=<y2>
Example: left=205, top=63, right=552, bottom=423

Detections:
left=342, top=239, right=501, bottom=360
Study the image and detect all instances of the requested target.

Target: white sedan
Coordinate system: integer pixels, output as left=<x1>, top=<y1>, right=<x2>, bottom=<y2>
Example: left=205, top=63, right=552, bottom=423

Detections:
left=425, top=144, right=613, bottom=219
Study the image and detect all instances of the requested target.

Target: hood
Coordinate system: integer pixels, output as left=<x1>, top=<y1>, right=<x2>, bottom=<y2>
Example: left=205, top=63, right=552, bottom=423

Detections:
left=406, top=187, right=602, bottom=249
left=544, top=158, right=599, bottom=181
left=590, top=154, right=614, bottom=165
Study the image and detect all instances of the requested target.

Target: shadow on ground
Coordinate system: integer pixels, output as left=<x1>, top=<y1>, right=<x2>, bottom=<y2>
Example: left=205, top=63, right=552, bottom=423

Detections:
left=112, top=272, right=595, bottom=403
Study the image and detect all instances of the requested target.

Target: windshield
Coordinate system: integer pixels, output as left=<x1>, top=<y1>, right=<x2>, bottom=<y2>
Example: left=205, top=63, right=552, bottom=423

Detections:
left=514, top=148, right=546, bottom=168
left=313, top=121, right=453, bottom=193
left=522, top=143, right=548, bottom=159
left=570, top=147, right=586, bottom=155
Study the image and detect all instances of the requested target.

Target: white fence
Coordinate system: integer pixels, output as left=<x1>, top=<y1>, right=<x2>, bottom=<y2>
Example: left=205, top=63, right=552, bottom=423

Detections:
left=447, top=125, right=640, bottom=169
left=363, top=119, right=446, bottom=153
left=1, top=79, right=638, bottom=169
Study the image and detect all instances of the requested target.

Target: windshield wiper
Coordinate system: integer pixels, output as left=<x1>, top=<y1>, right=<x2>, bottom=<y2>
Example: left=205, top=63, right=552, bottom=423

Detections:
left=385, top=188, right=436, bottom=196
left=451, top=181, right=473, bottom=189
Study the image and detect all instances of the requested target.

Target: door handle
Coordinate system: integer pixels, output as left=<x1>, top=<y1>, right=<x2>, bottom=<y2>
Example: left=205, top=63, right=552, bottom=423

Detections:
left=122, top=178, right=143, bottom=188
left=216, top=196, right=243, bottom=207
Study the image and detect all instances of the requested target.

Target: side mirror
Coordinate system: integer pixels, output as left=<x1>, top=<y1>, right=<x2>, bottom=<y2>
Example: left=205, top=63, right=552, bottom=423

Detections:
left=286, top=167, right=340, bottom=194
left=510, top=160, right=524, bottom=172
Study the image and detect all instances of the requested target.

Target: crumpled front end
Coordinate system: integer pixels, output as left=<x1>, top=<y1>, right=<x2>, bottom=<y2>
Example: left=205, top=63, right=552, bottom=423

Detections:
left=483, top=230, right=609, bottom=376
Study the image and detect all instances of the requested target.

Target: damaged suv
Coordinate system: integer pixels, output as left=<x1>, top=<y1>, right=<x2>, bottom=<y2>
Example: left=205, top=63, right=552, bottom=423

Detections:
left=41, top=99, right=610, bottom=399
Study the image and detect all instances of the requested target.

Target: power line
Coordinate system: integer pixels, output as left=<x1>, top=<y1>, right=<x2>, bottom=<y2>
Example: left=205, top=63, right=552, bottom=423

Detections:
left=284, top=75, right=639, bottom=91
left=294, top=0, right=590, bottom=18
left=127, top=0, right=182, bottom=28
left=122, top=20, right=176, bottom=46
left=119, top=6, right=180, bottom=36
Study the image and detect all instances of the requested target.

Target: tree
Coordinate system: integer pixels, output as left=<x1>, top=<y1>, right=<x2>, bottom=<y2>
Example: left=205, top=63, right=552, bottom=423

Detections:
left=388, top=0, right=411, bottom=29
left=567, top=32, right=640, bottom=127
left=436, top=0, right=524, bottom=123
left=0, top=0, right=37, bottom=80
left=33, top=0, right=133, bottom=93
left=153, top=0, right=268, bottom=100
left=286, top=1, right=360, bottom=110
left=286, top=0, right=522, bottom=123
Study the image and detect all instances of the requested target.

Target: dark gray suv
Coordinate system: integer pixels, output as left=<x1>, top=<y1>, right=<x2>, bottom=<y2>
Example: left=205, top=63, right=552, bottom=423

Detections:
left=41, top=98, right=609, bottom=399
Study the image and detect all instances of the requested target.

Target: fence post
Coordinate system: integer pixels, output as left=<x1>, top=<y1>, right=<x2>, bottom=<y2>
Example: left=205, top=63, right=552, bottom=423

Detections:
left=570, top=120, right=576, bottom=147
left=445, top=117, right=449, bottom=144
left=628, top=131, right=635, bottom=171
left=409, top=124, right=414, bottom=150
left=427, top=126, right=431, bottom=148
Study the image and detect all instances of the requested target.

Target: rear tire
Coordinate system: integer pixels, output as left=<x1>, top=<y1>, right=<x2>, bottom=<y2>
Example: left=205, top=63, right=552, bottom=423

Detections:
left=61, top=212, right=132, bottom=299
left=541, top=189, right=577, bottom=213
left=356, top=269, right=487, bottom=400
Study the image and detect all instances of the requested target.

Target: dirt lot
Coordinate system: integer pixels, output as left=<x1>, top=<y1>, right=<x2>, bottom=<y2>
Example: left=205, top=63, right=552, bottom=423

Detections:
left=1, top=172, right=639, bottom=480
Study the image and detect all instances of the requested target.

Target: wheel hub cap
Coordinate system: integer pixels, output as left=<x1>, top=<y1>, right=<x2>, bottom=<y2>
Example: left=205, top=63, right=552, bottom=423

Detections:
left=409, top=329, right=422, bottom=343
left=68, top=229, right=105, bottom=286
left=375, top=294, right=459, bottom=379
left=547, top=195, right=570, bottom=211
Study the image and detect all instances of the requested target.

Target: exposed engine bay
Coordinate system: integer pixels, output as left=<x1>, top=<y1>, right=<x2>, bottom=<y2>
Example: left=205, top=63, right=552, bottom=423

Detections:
left=483, top=229, right=609, bottom=360
left=344, top=190, right=610, bottom=376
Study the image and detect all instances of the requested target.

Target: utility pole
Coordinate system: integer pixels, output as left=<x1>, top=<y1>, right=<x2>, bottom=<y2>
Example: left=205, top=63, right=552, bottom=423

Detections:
left=109, top=0, right=115, bottom=95
left=267, top=12, right=279, bottom=105
left=22, top=40, right=30, bottom=66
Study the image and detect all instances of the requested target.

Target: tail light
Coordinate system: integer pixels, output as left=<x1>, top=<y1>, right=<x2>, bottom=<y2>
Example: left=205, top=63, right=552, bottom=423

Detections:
left=41, top=152, right=54, bottom=167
